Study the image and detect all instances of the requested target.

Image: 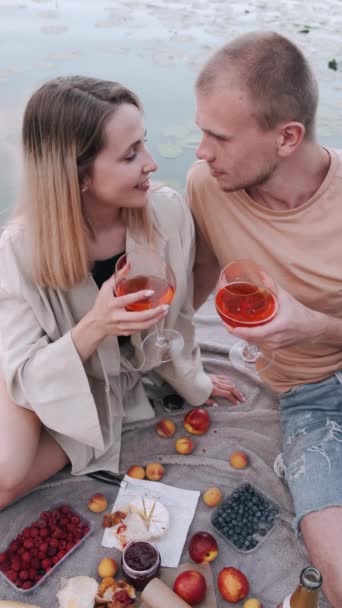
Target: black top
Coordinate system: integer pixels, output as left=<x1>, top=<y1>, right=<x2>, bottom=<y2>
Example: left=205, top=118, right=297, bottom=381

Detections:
left=91, top=252, right=130, bottom=346
left=91, top=252, right=124, bottom=290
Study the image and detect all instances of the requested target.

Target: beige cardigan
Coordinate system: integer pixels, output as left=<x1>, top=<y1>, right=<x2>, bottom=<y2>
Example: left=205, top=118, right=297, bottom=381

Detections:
left=0, top=186, right=212, bottom=474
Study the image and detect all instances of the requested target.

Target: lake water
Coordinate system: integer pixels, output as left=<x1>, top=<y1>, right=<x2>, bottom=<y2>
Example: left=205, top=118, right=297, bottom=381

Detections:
left=1, top=0, right=342, bottom=216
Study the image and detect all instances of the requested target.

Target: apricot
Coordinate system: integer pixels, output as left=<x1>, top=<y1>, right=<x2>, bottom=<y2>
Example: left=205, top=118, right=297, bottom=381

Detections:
left=156, top=418, right=176, bottom=438
left=243, top=599, right=263, bottom=608
left=174, top=570, right=207, bottom=605
left=145, top=462, right=165, bottom=481
left=97, top=557, right=118, bottom=579
left=202, top=486, right=222, bottom=507
left=218, top=567, right=249, bottom=603
left=87, top=493, right=108, bottom=513
left=175, top=436, right=194, bottom=455
left=127, top=465, right=146, bottom=479
left=189, top=531, right=218, bottom=563
left=229, top=450, right=249, bottom=469
left=184, top=408, right=210, bottom=435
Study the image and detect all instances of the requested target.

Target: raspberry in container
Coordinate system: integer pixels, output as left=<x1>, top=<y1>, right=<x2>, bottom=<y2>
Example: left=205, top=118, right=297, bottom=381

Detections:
left=0, top=501, right=93, bottom=593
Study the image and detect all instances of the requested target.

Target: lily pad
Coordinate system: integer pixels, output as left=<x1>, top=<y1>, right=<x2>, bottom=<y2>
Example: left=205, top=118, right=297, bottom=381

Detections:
left=41, top=24, right=68, bottom=34
left=161, top=125, right=191, bottom=138
left=157, top=143, right=183, bottom=159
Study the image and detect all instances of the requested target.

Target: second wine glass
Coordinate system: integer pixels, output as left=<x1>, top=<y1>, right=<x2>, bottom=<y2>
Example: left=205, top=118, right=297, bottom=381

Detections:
left=215, top=259, right=278, bottom=378
left=115, top=248, right=184, bottom=364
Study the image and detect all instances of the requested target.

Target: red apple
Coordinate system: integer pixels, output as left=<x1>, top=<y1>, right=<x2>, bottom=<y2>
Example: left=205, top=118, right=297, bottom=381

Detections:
left=173, top=570, right=207, bottom=605
left=183, top=408, right=210, bottom=435
left=218, top=567, right=249, bottom=603
left=189, top=531, right=218, bottom=563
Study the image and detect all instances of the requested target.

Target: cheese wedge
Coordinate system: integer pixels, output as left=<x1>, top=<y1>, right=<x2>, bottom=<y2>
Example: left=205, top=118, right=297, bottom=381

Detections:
left=113, top=496, right=169, bottom=547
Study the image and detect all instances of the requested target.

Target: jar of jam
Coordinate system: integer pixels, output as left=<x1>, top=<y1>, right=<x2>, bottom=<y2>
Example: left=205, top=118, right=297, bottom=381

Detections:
left=122, top=540, right=161, bottom=590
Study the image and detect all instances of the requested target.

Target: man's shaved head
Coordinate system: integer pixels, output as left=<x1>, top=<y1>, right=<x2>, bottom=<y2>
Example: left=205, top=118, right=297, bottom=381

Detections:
left=196, top=32, right=318, bottom=139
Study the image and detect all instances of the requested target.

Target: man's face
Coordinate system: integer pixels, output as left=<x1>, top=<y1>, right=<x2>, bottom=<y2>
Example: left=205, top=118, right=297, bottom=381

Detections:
left=195, top=86, right=280, bottom=192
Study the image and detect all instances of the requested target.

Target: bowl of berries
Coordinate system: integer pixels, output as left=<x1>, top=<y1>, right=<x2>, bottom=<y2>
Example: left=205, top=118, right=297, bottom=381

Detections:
left=0, top=502, right=93, bottom=592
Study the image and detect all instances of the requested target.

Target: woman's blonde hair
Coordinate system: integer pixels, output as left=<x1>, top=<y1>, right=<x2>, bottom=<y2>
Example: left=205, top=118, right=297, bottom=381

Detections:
left=20, top=76, right=155, bottom=289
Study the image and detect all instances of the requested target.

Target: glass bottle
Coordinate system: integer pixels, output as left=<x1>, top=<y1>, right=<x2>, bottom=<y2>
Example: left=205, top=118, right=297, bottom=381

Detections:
left=277, top=567, right=322, bottom=608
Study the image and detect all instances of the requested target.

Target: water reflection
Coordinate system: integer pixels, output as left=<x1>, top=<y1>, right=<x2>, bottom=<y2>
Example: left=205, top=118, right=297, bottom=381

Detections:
left=1, top=0, right=342, bottom=214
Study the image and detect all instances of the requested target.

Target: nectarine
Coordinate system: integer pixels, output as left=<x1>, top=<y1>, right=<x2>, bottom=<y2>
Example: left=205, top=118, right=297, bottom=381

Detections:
left=87, top=493, right=108, bottom=513
left=175, top=436, right=194, bottom=455
left=218, top=567, right=249, bottom=603
left=243, top=599, right=263, bottom=608
left=173, top=570, right=207, bottom=605
left=97, top=557, right=118, bottom=579
left=202, top=486, right=222, bottom=507
left=184, top=408, right=210, bottom=435
left=189, top=531, right=218, bottom=563
left=229, top=450, right=249, bottom=469
left=145, top=462, right=165, bottom=481
left=127, top=465, right=146, bottom=479
left=156, top=418, right=176, bottom=438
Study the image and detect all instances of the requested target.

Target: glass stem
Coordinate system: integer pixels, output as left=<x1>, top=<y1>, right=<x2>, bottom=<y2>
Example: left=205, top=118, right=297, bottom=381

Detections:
left=241, top=342, right=260, bottom=363
left=155, top=321, right=167, bottom=346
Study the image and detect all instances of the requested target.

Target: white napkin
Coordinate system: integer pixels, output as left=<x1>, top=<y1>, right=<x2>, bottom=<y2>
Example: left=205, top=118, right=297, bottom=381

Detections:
left=101, top=475, right=200, bottom=567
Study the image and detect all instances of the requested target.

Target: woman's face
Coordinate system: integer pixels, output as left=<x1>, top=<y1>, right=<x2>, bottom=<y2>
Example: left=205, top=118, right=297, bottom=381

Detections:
left=83, top=103, right=158, bottom=213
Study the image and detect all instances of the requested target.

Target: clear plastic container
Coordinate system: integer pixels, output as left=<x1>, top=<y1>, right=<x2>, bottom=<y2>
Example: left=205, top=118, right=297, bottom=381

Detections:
left=210, top=482, right=280, bottom=553
left=0, top=501, right=93, bottom=593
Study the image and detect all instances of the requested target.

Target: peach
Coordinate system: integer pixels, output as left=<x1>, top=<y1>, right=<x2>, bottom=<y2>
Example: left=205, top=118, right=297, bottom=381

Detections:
left=97, top=557, right=118, bottom=579
left=156, top=418, right=176, bottom=438
left=145, top=462, right=165, bottom=481
left=183, top=408, right=210, bottom=435
left=173, top=570, right=207, bottom=605
left=127, top=465, right=146, bottom=479
left=218, top=567, right=249, bottom=603
left=188, top=531, right=218, bottom=563
left=175, top=436, right=194, bottom=455
left=243, top=599, right=263, bottom=608
left=202, top=486, right=222, bottom=507
left=229, top=450, right=249, bottom=469
left=87, top=493, right=108, bottom=513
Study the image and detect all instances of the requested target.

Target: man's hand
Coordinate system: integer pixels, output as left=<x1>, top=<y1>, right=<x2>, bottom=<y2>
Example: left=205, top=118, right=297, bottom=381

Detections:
left=224, top=285, right=328, bottom=350
left=206, top=373, right=245, bottom=406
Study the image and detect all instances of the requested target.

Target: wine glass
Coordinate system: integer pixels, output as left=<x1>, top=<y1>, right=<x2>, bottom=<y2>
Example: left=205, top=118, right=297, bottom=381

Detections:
left=114, top=248, right=184, bottom=364
left=215, top=259, right=278, bottom=378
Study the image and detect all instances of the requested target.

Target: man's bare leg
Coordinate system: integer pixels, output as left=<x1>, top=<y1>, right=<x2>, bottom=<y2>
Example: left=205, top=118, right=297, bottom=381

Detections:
left=301, top=506, right=342, bottom=608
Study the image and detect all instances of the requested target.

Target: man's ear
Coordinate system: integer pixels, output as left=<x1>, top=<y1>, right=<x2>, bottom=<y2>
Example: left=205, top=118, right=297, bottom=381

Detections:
left=276, top=122, right=305, bottom=158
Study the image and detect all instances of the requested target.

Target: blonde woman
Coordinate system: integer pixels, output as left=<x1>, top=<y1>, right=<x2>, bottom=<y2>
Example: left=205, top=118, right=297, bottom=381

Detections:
left=0, top=76, right=243, bottom=508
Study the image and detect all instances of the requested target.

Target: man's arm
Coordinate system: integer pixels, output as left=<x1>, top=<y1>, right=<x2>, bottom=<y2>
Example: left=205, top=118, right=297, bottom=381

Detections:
left=193, top=251, right=220, bottom=310
left=185, top=166, right=221, bottom=309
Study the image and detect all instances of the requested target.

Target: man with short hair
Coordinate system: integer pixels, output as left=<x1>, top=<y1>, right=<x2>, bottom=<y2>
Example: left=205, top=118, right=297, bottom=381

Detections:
left=187, top=31, right=342, bottom=607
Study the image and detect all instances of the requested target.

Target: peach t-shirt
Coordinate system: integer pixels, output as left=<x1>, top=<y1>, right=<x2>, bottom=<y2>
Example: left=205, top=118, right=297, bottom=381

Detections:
left=187, top=149, right=342, bottom=393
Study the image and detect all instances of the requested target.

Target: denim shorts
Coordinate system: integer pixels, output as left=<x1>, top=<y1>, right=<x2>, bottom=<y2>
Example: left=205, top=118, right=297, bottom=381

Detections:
left=278, top=372, right=342, bottom=533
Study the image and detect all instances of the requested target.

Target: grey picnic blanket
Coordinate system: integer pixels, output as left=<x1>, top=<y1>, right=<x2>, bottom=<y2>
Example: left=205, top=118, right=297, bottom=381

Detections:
left=0, top=294, right=330, bottom=607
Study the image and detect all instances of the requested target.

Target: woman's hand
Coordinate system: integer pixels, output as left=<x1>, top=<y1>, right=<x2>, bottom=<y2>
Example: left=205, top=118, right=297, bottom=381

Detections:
left=71, top=266, right=169, bottom=362
left=206, top=373, right=245, bottom=406
left=90, top=269, right=169, bottom=339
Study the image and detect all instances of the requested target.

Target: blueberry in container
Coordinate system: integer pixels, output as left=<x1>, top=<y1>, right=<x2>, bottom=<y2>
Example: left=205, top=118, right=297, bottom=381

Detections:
left=0, top=501, right=93, bottom=593
left=210, top=483, right=280, bottom=552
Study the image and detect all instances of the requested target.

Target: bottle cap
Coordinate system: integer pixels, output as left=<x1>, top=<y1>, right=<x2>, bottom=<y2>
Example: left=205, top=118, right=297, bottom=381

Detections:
left=300, top=567, right=323, bottom=589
